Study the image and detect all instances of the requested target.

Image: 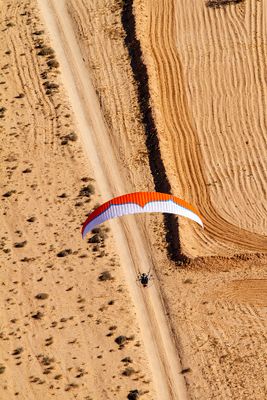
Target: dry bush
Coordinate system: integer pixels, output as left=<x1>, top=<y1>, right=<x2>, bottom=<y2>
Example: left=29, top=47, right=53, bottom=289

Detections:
left=98, top=271, right=113, bottom=281
left=38, top=46, right=55, bottom=56
left=0, top=365, right=5, bottom=374
left=206, top=0, right=244, bottom=7
left=12, top=347, right=23, bottom=356
left=31, top=311, right=43, bottom=320
left=115, top=335, right=127, bottom=345
left=181, top=367, right=191, bottom=374
left=47, top=59, right=59, bottom=69
left=35, top=293, right=49, bottom=300
left=33, top=30, right=44, bottom=36
left=79, top=184, right=95, bottom=197
left=127, top=389, right=140, bottom=400
left=14, top=241, right=27, bottom=248
left=0, top=107, right=7, bottom=118
left=3, top=190, right=16, bottom=197
left=122, top=367, right=135, bottom=376
left=57, top=249, right=72, bottom=257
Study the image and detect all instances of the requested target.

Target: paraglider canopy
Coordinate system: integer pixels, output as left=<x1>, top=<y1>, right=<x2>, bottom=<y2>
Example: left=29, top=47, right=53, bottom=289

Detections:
left=81, top=192, right=203, bottom=238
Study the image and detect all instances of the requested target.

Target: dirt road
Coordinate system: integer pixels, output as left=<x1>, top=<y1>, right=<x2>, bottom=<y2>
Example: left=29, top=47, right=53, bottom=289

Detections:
left=37, top=1, right=188, bottom=398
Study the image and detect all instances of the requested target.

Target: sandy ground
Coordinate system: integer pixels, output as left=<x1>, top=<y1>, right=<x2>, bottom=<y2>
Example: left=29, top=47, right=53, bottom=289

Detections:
left=1, top=0, right=267, bottom=400
left=0, top=1, right=155, bottom=399
left=135, top=0, right=267, bottom=257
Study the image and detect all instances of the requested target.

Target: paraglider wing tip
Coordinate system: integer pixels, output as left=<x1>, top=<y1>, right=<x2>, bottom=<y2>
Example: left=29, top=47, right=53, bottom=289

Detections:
left=81, top=227, right=86, bottom=239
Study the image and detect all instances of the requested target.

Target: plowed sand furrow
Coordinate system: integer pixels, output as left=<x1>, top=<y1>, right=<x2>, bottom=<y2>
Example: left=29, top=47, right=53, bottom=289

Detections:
left=225, top=6, right=267, bottom=214
left=200, top=9, right=264, bottom=225
left=213, top=30, right=263, bottom=225
left=144, top=0, right=267, bottom=255
left=150, top=3, right=226, bottom=241
left=9, top=25, right=56, bottom=152
left=18, top=23, right=50, bottom=113
left=68, top=0, right=155, bottom=197
left=191, top=0, right=267, bottom=219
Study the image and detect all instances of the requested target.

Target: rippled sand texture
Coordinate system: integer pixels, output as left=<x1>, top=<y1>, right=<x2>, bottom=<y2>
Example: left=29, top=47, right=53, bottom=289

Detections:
left=135, top=0, right=267, bottom=257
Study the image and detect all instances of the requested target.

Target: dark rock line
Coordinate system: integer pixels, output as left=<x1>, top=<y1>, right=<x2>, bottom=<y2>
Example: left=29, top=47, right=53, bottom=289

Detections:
left=121, top=0, right=187, bottom=264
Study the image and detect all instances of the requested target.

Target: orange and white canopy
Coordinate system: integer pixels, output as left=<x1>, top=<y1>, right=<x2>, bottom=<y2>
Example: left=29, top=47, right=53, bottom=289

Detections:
left=82, top=192, right=203, bottom=238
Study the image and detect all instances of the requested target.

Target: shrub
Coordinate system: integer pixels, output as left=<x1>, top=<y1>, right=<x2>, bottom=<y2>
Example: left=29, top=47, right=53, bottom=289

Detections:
left=43, top=81, right=59, bottom=90
left=79, top=184, right=95, bottom=197
left=181, top=367, right=191, bottom=374
left=57, top=249, right=72, bottom=257
left=12, top=347, right=23, bottom=355
left=38, top=47, right=55, bottom=56
left=121, top=356, right=132, bottom=363
left=35, top=293, right=49, bottom=300
left=33, top=30, right=44, bottom=35
left=98, top=271, right=112, bottom=281
left=27, top=216, right=36, bottom=222
left=206, top=0, right=244, bottom=7
left=115, top=335, right=127, bottom=345
left=31, top=311, right=44, bottom=320
left=47, top=59, right=59, bottom=69
left=127, top=389, right=139, bottom=399
left=14, top=241, right=27, bottom=248
left=0, top=365, right=6, bottom=374
left=122, top=367, right=135, bottom=376
left=3, top=190, right=16, bottom=197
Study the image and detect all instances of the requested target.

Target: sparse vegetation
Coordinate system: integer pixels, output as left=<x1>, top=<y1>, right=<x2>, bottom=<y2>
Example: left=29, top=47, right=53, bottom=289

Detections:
left=22, top=167, right=31, bottom=173
left=47, top=59, right=59, bottom=69
left=60, top=132, right=78, bottom=145
left=122, top=367, right=135, bottom=376
left=45, top=336, right=53, bottom=346
left=27, top=216, right=36, bottom=222
left=181, top=367, right=191, bottom=374
left=127, top=389, right=140, bottom=400
left=206, top=0, right=244, bottom=7
left=31, top=311, right=43, bottom=320
left=33, top=30, right=44, bottom=36
left=15, top=93, right=25, bottom=99
left=14, top=240, right=27, bottom=248
left=121, top=356, right=133, bottom=363
left=43, top=81, right=59, bottom=95
left=183, top=278, right=193, bottom=284
left=79, top=184, right=95, bottom=197
left=57, top=249, right=72, bottom=257
left=35, top=293, right=49, bottom=300
left=115, top=335, right=127, bottom=346
left=0, top=364, right=6, bottom=374
left=98, top=271, right=113, bottom=281
left=37, top=46, right=55, bottom=56
left=12, top=347, right=23, bottom=356
left=3, top=190, right=16, bottom=197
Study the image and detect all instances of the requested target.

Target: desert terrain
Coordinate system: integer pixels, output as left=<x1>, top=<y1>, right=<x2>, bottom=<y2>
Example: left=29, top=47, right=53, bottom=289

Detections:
left=0, top=0, right=266, bottom=400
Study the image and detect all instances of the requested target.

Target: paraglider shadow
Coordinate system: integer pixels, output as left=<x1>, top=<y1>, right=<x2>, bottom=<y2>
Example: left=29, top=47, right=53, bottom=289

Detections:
left=121, top=1, right=188, bottom=265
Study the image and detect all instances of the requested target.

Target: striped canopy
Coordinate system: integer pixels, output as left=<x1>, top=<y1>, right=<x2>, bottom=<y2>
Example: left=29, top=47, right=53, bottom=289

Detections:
left=82, top=192, right=203, bottom=238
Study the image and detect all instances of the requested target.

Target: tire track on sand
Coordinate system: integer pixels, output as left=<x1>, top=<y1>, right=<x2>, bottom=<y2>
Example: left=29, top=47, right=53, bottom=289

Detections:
left=37, top=1, right=188, bottom=399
